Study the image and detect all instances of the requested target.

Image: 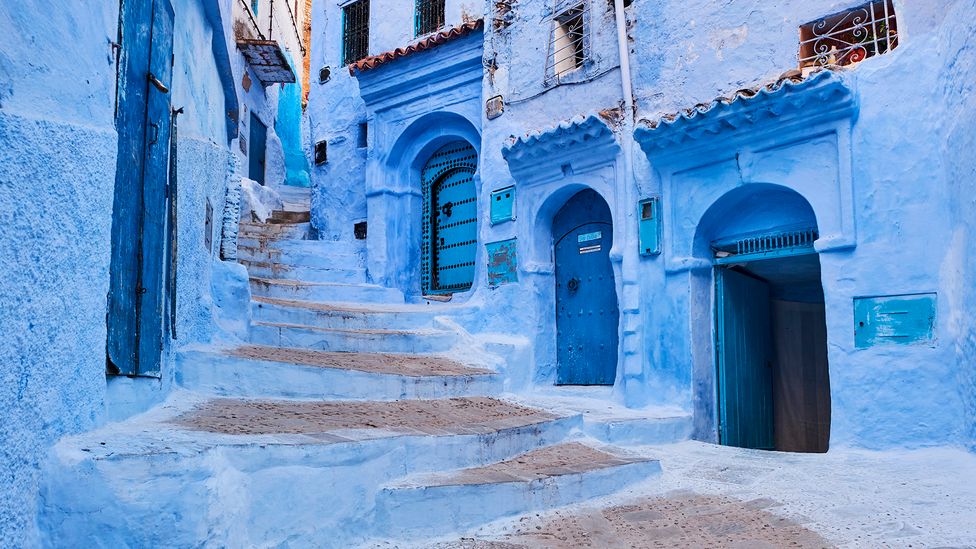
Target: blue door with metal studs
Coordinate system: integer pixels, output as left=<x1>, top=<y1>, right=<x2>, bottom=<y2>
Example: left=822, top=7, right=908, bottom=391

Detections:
left=716, top=267, right=774, bottom=450
left=421, top=141, right=478, bottom=294
left=554, top=189, right=618, bottom=385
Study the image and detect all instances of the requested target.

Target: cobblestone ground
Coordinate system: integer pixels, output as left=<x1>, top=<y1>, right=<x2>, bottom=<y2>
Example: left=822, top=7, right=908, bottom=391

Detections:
left=429, top=492, right=830, bottom=548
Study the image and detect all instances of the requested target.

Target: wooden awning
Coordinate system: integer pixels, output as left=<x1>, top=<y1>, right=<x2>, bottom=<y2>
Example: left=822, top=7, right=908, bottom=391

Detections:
left=237, top=39, right=296, bottom=84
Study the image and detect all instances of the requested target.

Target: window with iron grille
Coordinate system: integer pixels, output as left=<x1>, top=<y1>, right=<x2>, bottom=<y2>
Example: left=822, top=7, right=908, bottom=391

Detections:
left=546, top=1, right=589, bottom=85
left=799, top=0, right=898, bottom=69
left=415, top=0, right=446, bottom=36
left=342, top=0, right=370, bottom=65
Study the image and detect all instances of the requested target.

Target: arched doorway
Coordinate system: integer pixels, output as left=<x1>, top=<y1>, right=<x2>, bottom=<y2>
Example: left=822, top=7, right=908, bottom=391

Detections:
left=553, top=189, right=618, bottom=385
left=420, top=141, right=478, bottom=294
left=703, top=186, right=831, bottom=453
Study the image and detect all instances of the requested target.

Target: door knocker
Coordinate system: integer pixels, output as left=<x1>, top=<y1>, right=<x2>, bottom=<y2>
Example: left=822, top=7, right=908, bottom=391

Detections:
left=567, top=278, right=580, bottom=292
left=440, top=202, right=453, bottom=217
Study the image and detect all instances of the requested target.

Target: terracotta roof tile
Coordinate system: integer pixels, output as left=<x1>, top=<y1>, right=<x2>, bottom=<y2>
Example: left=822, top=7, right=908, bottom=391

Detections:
left=349, top=19, right=483, bottom=75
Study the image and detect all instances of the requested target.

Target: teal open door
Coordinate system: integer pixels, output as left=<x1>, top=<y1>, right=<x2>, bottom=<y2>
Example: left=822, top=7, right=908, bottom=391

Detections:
left=716, top=267, right=774, bottom=450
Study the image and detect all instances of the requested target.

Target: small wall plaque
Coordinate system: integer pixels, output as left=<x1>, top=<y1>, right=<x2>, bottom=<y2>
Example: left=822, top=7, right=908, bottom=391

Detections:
left=486, top=95, right=504, bottom=120
left=854, top=293, right=937, bottom=348
left=486, top=238, right=517, bottom=287
left=490, top=185, right=515, bottom=224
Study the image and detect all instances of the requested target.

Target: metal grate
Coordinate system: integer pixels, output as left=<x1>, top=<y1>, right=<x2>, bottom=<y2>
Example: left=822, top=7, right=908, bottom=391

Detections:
left=415, top=0, right=446, bottom=36
left=799, top=0, right=898, bottom=69
left=545, top=1, right=589, bottom=85
left=342, top=0, right=370, bottom=65
left=712, top=227, right=819, bottom=265
left=421, top=141, right=479, bottom=294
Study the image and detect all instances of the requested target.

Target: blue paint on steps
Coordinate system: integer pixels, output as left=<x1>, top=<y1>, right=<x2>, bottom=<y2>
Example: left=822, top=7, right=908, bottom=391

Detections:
left=373, top=442, right=661, bottom=540
left=250, top=296, right=461, bottom=330
left=239, top=259, right=368, bottom=284
left=248, top=277, right=405, bottom=303
left=248, top=322, right=458, bottom=353
left=176, top=347, right=502, bottom=400
left=38, top=394, right=582, bottom=548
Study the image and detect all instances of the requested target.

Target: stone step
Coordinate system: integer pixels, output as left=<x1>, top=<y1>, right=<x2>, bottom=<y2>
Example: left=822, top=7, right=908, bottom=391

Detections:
left=249, top=322, right=458, bottom=353
left=177, top=345, right=502, bottom=400
left=373, top=442, right=661, bottom=540
left=251, top=296, right=453, bottom=330
left=510, top=392, right=694, bottom=447
left=40, top=395, right=580, bottom=548
left=240, top=259, right=367, bottom=284
left=248, top=277, right=403, bottom=303
left=269, top=209, right=311, bottom=223
left=237, top=222, right=311, bottom=243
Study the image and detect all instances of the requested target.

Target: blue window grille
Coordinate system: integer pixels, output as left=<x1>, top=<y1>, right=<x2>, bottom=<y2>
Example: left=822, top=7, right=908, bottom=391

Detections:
left=342, top=0, right=370, bottom=65
left=712, top=227, right=818, bottom=265
left=415, top=0, right=445, bottom=36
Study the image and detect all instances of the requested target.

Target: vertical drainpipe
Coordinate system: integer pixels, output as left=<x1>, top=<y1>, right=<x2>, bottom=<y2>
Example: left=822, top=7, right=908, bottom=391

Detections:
left=613, top=0, right=642, bottom=406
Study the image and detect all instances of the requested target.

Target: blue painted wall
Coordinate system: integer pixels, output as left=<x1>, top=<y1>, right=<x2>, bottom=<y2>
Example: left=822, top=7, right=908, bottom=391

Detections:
left=309, top=0, right=976, bottom=451
left=0, top=0, right=246, bottom=544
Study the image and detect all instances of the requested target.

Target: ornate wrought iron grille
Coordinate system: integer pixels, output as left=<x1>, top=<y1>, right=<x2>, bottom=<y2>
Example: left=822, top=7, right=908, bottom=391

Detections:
left=799, top=0, right=898, bottom=69
left=712, top=228, right=819, bottom=265
left=415, top=0, right=445, bottom=36
left=545, top=1, right=589, bottom=85
left=342, top=0, right=370, bottom=65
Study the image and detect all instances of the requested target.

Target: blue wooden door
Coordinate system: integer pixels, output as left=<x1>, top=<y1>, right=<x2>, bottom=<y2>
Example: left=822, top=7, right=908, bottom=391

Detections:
left=421, top=141, right=478, bottom=294
left=716, top=267, right=774, bottom=449
left=107, top=0, right=174, bottom=376
left=249, top=112, right=267, bottom=185
left=554, top=190, right=617, bottom=385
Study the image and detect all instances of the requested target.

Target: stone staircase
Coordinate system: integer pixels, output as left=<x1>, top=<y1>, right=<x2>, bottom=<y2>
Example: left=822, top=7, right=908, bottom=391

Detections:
left=37, top=210, right=688, bottom=547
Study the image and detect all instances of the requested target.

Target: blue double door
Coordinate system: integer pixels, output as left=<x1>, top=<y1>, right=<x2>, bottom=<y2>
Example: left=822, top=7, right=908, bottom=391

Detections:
left=106, top=0, right=175, bottom=376
left=554, top=190, right=618, bottom=385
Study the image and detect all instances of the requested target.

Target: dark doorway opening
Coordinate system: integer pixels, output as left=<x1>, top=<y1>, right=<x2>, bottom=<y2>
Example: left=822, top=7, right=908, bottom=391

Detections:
left=553, top=189, right=618, bottom=385
left=249, top=112, right=267, bottom=184
left=716, top=251, right=831, bottom=453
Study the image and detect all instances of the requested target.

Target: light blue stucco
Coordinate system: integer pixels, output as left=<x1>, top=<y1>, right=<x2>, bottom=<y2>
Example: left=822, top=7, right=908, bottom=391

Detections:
left=0, top=0, right=253, bottom=545
left=305, top=0, right=976, bottom=450
left=2, top=0, right=976, bottom=545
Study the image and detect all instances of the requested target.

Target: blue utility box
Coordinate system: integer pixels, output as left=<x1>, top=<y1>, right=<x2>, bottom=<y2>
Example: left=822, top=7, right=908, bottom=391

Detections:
left=638, top=197, right=661, bottom=256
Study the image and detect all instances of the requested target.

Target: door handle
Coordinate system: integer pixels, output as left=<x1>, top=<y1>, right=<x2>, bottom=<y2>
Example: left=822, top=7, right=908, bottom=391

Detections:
left=148, top=72, right=169, bottom=94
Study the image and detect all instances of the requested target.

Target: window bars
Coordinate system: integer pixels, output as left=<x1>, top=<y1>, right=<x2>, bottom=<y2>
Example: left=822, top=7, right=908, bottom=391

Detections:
left=415, top=0, right=446, bottom=36
left=342, top=0, right=370, bottom=65
left=545, top=0, right=589, bottom=85
left=799, top=0, right=898, bottom=69
left=712, top=228, right=819, bottom=265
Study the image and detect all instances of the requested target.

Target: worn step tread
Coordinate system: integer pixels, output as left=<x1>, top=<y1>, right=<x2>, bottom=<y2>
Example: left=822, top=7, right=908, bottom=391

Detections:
left=252, top=295, right=463, bottom=314
left=251, top=320, right=450, bottom=337
left=224, top=345, right=492, bottom=378
left=389, top=442, right=652, bottom=488
left=173, top=396, right=561, bottom=438
left=249, top=277, right=384, bottom=289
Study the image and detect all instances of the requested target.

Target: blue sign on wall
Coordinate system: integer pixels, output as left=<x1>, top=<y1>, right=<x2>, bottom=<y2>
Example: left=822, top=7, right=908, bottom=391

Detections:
left=486, top=238, right=517, bottom=287
left=854, top=293, right=937, bottom=348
